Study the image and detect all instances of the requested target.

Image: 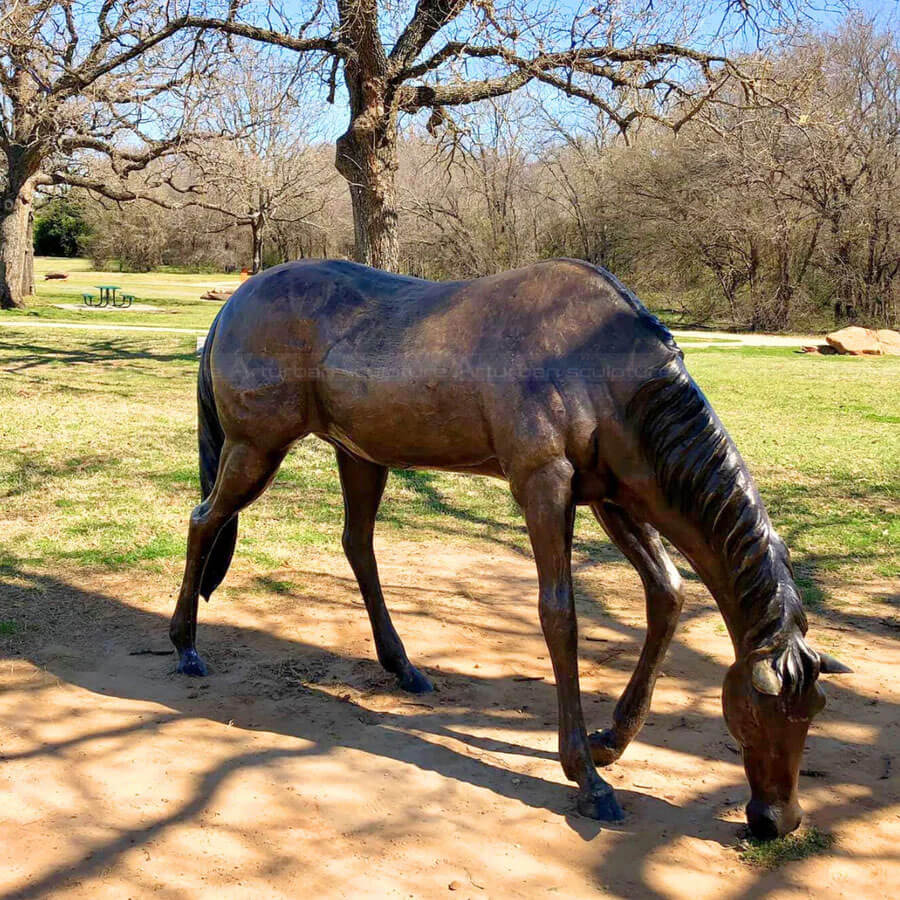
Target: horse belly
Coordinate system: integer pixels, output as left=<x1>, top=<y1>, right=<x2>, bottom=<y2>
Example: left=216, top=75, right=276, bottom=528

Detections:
left=315, top=371, right=494, bottom=469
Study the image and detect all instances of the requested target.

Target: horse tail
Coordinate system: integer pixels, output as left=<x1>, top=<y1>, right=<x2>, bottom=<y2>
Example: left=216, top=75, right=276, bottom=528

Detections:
left=197, top=311, right=236, bottom=600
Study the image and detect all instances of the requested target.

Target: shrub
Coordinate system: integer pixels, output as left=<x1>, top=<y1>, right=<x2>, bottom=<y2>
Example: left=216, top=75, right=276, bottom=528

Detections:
left=33, top=198, right=91, bottom=257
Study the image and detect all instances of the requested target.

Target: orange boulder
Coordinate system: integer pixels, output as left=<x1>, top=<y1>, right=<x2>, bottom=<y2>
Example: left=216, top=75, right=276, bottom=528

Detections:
left=876, top=329, right=900, bottom=356
left=826, top=326, right=884, bottom=355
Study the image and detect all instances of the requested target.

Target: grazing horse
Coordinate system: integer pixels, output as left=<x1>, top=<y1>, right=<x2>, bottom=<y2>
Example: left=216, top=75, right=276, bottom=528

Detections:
left=171, top=258, right=850, bottom=838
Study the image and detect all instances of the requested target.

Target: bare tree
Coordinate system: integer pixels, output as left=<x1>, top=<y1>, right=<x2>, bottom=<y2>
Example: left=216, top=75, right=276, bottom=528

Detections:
left=619, top=130, right=770, bottom=326
left=79, top=136, right=344, bottom=272
left=265, top=147, right=349, bottom=263
left=400, top=96, right=545, bottom=277
left=81, top=182, right=173, bottom=270
left=574, top=18, right=900, bottom=331
left=533, top=114, right=625, bottom=270
left=787, top=21, right=900, bottom=323
left=0, top=1, right=216, bottom=308
left=169, top=54, right=334, bottom=273
left=178, top=0, right=796, bottom=271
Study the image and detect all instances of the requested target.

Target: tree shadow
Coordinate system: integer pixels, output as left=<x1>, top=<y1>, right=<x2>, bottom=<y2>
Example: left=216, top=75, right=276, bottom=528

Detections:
left=384, top=468, right=653, bottom=563
left=760, top=480, right=899, bottom=597
left=0, top=557, right=894, bottom=898
left=0, top=336, right=197, bottom=374
left=0, top=449, right=118, bottom=499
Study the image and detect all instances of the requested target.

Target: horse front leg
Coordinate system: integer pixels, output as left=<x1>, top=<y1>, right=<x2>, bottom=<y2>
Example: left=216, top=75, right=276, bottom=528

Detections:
left=588, top=501, right=685, bottom=765
left=514, top=459, right=624, bottom=821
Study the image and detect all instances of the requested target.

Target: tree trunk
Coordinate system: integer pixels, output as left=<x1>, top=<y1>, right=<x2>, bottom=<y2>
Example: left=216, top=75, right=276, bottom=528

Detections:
left=0, top=161, right=40, bottom=309
left=336, top=125, right=400, bottom=271
left=772, top=241, right=793, bottom=331
left=0, top=184, right=34, bottom=309
left=335, top=73, right=400, bottom=272
left=250, top=219, right=264, bottom=274
left=331, top=0, right=400, bottom=272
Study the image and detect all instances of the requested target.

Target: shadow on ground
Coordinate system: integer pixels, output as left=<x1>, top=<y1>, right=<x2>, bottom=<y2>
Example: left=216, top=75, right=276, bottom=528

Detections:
left=0, top=559, right=896, bottom=898
left=0, top=336, right=197, bottom=374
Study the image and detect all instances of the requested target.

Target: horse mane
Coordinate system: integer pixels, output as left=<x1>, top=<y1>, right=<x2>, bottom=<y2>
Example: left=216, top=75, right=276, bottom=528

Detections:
left=627, top=360, right=818, bottom=699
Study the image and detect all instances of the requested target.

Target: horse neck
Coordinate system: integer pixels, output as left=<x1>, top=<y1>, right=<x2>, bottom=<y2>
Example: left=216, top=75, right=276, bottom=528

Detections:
left=670, top=520, right=804, bottom=660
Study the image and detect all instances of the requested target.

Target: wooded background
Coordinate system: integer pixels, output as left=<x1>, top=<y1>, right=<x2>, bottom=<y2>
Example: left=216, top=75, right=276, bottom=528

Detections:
left=3, top=3, right=897, bottom=330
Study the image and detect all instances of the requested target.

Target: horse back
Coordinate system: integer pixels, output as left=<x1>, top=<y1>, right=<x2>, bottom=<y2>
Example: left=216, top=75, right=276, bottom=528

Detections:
left=207, top=259, right=679, bottom=470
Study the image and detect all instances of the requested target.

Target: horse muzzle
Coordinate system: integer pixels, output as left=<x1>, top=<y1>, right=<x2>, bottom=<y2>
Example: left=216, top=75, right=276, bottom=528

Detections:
left=746, top=796, right=803, bottom=839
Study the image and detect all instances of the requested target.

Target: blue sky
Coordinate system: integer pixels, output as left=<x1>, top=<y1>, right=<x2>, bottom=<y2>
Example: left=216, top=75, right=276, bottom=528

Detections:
left=822, top=0, right=897, bottom=24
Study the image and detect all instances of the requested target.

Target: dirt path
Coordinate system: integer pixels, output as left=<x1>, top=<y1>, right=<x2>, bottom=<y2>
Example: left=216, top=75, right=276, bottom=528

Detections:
left=1, top=541, right=897, bottom=899
left=0, top=319, right=206, bottom=335
left=670, top=330, right=822, bottom=348
left=0, top=318, right=824, bottom=347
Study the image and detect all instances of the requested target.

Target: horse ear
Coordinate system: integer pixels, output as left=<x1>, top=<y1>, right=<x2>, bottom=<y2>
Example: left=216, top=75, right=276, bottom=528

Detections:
left=751, top=658, right=782, bottom=695
left=818, top=652, right=853, bottom=674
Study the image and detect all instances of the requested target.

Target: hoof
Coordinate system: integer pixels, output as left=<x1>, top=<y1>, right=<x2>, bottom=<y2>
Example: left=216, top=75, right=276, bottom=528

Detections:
left=176, top=648, right=208, bottom=677
left=588, top=729, right=622, bottom=767
left=397, top=665, right=434, bottom=694
left=576, top=785, right=625, bottom=822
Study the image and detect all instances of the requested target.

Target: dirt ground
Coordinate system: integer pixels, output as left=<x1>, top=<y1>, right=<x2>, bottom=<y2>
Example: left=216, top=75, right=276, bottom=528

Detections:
left=1, top=540, right=897, bottom=899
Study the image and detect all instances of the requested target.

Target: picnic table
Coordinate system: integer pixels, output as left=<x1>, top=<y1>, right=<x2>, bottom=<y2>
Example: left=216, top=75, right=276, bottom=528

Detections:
left=82, top=286, right=135, bottom=308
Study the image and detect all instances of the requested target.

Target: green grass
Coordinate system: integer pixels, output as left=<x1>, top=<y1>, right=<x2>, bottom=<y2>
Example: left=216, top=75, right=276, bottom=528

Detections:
left=0, top=324, right=536, bottom=579
left=686, top=348, right=899, bottom=589
left=739, top=828, right=834, bottom=869
left=0, top=319, right=896, bottom=606
left=255, top=576, right=297, bottom=595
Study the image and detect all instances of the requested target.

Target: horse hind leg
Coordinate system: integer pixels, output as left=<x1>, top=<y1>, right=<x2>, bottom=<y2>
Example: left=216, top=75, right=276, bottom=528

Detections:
left=336, top=448, right=433, bottom=693
left=588, top=501, right=685, bottom=766
left=170, top=439, right=286, bottom=675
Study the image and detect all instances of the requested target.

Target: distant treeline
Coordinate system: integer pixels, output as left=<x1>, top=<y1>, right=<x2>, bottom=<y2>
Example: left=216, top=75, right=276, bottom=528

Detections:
left=42, top=21, right=897, bottom=332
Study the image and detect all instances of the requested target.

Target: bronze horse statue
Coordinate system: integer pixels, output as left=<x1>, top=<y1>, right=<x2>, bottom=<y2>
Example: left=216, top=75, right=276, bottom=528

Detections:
left=171, top=258, right=850, bottom=839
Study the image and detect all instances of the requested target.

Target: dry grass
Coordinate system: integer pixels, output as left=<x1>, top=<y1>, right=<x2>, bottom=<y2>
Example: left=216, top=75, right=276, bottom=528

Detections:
left=4, top=256, right=236, bottom=330
left=0, top=324, right=896, bottom=612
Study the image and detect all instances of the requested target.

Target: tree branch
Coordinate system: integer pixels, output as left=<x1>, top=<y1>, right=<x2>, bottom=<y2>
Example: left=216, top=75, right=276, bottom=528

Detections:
left=54, top=13, right=343, bottom=99
left=389, top=0, right=469, bottom=71
left=397, top=43, right=731, bottom=115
